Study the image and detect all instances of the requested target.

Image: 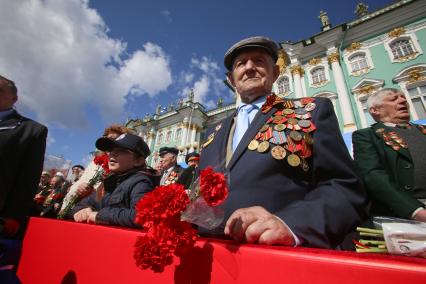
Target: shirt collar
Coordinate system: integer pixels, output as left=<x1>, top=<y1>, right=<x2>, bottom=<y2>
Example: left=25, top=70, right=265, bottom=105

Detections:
left=383, top=122, right=397, bottom=127
left=236, top=95, right=268, bottom=111
left=0, top=108, right=15, bottom=121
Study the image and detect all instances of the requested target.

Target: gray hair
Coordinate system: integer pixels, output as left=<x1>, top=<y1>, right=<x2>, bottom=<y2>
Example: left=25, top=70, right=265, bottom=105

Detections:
left=366, top=88, right=401, bottom=110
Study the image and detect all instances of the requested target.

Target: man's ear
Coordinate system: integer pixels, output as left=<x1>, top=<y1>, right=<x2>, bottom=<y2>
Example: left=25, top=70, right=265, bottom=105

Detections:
left=369, top=106, right=380, bottom=119
left=134, top=156, right=146, bottom=167
left=227, top=72, right=235, bottom=88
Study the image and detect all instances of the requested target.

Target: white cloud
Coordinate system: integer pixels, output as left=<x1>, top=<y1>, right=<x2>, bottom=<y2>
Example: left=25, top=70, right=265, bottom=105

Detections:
left=47, top=135, right=56, bottom=146
left=0, top=0, right=172, bottom=128
left=160, top=10, right=172, bottom=23
left=181, top=56, right=226, bottom=108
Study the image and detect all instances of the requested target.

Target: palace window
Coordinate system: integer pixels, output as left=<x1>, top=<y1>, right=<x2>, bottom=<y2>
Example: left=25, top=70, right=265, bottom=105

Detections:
left=157, top=133, right=163, bottom=144
left=349, top=54, right=369, bottom=72
left=165, top=131, right=172, bottom=143
left=407, top=84, right=426, bottom=119
left=175, top=128, right=182, bottom=141
left=390, top=39, right=415, bottom=59
left=311, top=67, right=326, bottom=84
left=277, top=76, right=290, bottom=94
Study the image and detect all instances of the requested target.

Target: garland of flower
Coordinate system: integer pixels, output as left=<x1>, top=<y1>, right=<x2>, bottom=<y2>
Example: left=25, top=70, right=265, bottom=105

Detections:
left=133, top=166, right=228, bottom=273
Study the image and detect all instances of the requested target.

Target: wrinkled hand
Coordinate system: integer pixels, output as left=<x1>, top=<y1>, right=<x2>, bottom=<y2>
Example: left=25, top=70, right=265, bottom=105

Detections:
left=73, top=207, right=93, bottom=223
left=413, top=209, right=426, bottom=222
left=224, top=206, right=295, bottom=246
left=76, top=183, right=94, bottom=198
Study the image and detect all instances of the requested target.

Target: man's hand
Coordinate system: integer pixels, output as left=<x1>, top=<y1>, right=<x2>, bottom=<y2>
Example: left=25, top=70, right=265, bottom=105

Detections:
left=413, top=209, right=426, bottom=222
left=224, top=206, right=295, bottom=246
left=76, top=183, right=94, bottom=198
left=73, top=207, right=93, bottom=222
left=87, top=211, right=98, bottom=224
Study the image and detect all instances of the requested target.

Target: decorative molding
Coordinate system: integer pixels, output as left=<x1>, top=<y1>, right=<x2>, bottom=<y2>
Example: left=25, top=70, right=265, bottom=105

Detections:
left=327, top=52, right=340, bottom=64
left=357, top=84, right=377, bottom=95
left=393, top=51, right=419, bottom=63
left=290, top=65, right=304, bottom=76
left=408, top=68, right=426, bottom=83
left=311, top=80, right=329, bottom=89
left=388, top=27, right=406, bottom=38
left=277, top=49, right=288, bottom=74
left=351, top=67, right=371, bottom=77
left=345, top=42, right=362, bottom=52
left=308, top=57, right=321, bottom=66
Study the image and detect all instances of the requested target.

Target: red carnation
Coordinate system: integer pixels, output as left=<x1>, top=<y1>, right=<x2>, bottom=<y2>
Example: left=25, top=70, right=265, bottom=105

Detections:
left=134, top=220, right=197, bottom=273
left=199, top=167, right=228, bottom=206
left=93, top=153, right=110, bottom=175
left=134, top=183, right=190, bottom=228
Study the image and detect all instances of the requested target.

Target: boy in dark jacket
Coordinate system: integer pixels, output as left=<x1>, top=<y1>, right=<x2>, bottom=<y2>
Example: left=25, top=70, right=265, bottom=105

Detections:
left=71, top=133, right=159, bottom=228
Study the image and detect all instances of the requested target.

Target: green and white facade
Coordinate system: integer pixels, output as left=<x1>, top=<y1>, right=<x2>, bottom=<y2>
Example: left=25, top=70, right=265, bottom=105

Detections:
left=275, top=0, right=426, bottom=131
left=127, top=0, right=426, bottom=166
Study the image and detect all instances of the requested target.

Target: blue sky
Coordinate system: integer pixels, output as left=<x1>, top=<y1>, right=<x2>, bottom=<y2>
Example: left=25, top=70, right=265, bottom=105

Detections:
left=0, top=0, right=392, bottom=167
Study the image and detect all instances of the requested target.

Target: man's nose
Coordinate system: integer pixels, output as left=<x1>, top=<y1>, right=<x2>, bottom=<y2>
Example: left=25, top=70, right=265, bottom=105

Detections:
left=244, top=59, right=256, bottom=70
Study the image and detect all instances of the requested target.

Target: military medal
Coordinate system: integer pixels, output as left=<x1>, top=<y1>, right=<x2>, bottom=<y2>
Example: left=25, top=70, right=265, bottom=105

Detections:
left=270, top=130, right=287, bottom=144
left=274, top=123, right=286, bottom=131
left=289, top=131, right=302, bottom=141
left=294, top=108, right=307, bottom=115
left=215, top=123, right=222, bottom=131
left=257, top=141, right=270, bottom=153
left=283, top=108, right=294, bottom=115
left=248, top=139, right=259, bottom=151
left=298, top=119, right=311, bottom=128
left=304, top=133, right=314, bottom=145
left=271, top=145, right=286, bottom=160
left=287, top=154, right=301, bottom=167
left=260, top=124, right=269, bottom=132
left=305, top=102, right=316, bottom=112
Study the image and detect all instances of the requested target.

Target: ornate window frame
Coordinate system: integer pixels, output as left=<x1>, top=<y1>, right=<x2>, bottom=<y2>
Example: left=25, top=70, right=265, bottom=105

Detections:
left=384, top=29, right=422, bottom=63
left=306, top=61, right=330, bottom=88
left=343, top=43, right=374, bottom=77
left=393, top=64, right=426, bottom=120
left=274, top=74, right=292, bottom=97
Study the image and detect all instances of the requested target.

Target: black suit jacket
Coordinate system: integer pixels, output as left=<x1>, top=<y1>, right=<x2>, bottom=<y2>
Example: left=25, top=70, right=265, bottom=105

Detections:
left=0, top=110, right=47, bottom=237
left=199, top=97, right=367, bottom=248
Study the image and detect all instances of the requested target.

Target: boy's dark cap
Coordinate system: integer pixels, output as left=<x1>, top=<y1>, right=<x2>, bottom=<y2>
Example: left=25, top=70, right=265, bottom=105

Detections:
left=224, top=36, right=278, bottom=71
left=95, top=133, right=150, bottom=157
left=159, top=147, right=179, bottom=156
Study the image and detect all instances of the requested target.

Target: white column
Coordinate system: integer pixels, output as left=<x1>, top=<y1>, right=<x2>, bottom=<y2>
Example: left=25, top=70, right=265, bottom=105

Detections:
left=354, top=95, right=368, bottom=128
left=400, top=83, right=419, bottom=120
left=328, top=52, right=356, bottom=131
left=181, top=120, right=188, bottom=148
left=291, top=65, right=303, bottom=98
left=300, top=74, right=307, bottom=97
left=190, top=126, right=197, bottom=144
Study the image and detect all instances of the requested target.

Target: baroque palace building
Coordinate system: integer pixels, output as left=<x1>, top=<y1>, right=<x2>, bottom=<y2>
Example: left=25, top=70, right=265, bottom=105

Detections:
left=126, top=0, right=426, bottom=166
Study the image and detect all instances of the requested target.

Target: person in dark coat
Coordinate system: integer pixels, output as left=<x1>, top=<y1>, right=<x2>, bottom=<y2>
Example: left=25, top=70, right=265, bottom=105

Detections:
left=0, top=75, right=47, bottom=238
left=159, top=147, right=183, bottom=185
left=198, top=36, right=367, bottom=248
left=70, top=133, right=160, bottom=228
left=0, top=75, right=47, bottom=282
left=353, top=88, right=426, bottom=221
left=177, top=152, right=200, bottom=188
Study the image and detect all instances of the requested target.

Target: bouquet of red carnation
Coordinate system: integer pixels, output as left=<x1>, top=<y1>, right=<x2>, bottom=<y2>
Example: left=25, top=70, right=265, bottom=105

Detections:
left=57, top=153, right=110, bottom=219
left=133, top=167, right=228, bottom=273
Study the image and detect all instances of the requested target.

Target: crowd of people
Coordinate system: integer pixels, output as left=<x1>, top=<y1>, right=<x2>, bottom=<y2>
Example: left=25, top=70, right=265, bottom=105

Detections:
left=1, top=36, right=425, bottom=281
